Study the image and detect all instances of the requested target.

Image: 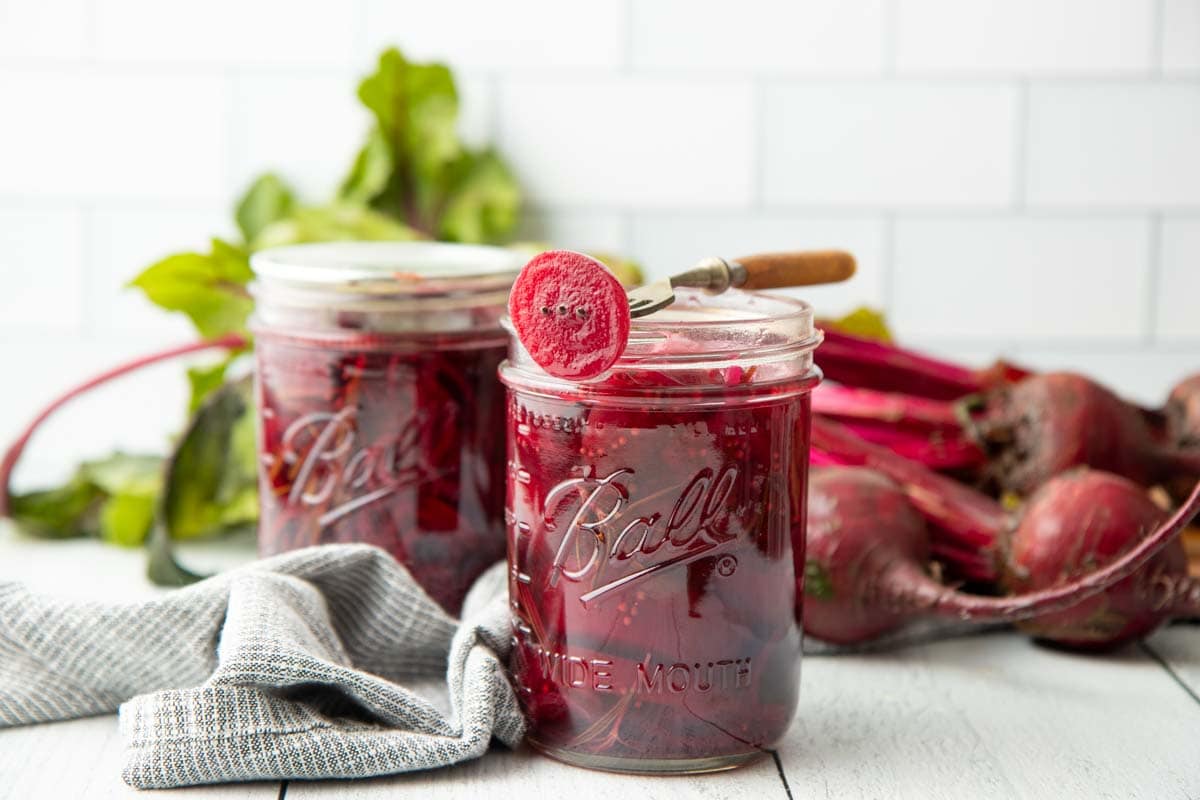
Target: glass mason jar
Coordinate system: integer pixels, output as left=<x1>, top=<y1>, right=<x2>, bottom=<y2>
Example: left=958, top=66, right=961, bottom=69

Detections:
left=501, top=288, right=821, bottom=773
left=250, top=242, right=524, bottom=616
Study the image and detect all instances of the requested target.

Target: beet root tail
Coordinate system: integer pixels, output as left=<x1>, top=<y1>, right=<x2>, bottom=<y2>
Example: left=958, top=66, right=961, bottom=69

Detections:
left=886, top=479, right=1200, bottom=623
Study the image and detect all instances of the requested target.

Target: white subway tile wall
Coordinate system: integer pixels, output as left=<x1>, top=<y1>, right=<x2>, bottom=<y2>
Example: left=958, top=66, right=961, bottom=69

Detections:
left=0, top=208, right=84, bottom=333
left=94, top=0, right=360, bottom=67
left=892, top=217, right=1151, bottom=341
left=498, top=78, right=755, bottom=207
left=895, top=0, right=1155, bottom=74
left=229, top=72, right=367, bottom=200
left=363, top=0, right=628, bottom=71
left=0, top=0, right=1197, bottom=471
left=86, top=207, right=230, bottom=336
left=1158, top=218, right=1200, bottom=341
left=630, top=0, right=887, bottom=74
left=1163, top=0, right=1200, bottom=73
left=1026, top=84, right=1200, bottom=207
left=763, top=82, right=1018, bottom=207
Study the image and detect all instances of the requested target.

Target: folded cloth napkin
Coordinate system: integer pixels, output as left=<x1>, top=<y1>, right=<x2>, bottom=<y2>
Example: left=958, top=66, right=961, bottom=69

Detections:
left=0, top=544, right=524, bottom=788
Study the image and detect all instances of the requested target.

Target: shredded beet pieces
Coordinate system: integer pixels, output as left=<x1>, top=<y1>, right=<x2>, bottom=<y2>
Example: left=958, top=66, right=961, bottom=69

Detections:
left=255, top=331, right=507, bottom=615
left=505, top=362, right=812, bottom=766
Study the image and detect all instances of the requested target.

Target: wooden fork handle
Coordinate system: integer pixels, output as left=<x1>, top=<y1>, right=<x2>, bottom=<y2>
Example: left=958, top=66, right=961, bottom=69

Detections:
left=732, top=250, right=856, bottom=290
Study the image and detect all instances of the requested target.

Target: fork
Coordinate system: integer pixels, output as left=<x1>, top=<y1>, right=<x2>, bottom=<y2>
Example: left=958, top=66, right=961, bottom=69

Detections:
left=626, top=250, right=857, bottom=318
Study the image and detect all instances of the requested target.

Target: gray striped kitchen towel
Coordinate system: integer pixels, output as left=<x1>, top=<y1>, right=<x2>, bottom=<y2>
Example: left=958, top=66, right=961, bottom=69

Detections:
left=0, top=544, right=524, bottom=788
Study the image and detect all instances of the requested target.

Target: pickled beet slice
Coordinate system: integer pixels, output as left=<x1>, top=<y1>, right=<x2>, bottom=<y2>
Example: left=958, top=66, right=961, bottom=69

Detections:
left=509, top=250, right=631, bottom=381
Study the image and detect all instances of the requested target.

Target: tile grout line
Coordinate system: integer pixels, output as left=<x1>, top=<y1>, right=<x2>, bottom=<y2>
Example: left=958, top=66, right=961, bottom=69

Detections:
left=223, top=66, right=242, bottom=203
left=1139, top=641, right=1200, bottom=707
left=770, top=749, right=795, bottom=800
left=752, top=80, right=766, bottom=211
left=882, top=0, right=898, bottom=76
left=623, top=0, right=635, bottom=74
left=82, top=0, right=98, bottom=62
left=881, top=213, right=897, bottom=317
left=1144, top=213, right=1163, bottom=345
left=77, top=203, right=96, bottom=338
left=1152, top=0, right=1167, bottom=75
left=1012, top=79, right=1030, bottom=209
left=354, top=0, right=371, bottom=56
left=4, top=196, right=1200, bottom=218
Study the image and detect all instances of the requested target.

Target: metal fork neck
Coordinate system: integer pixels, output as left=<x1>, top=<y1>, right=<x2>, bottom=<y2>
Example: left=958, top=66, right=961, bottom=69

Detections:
left=667, top=257, right=747, bottom=294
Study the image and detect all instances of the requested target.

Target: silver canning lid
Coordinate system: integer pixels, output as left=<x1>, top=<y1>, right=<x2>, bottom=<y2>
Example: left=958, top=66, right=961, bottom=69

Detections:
left=251, top=241, right=525, bottom=296
left=251, top=242, right=527, bottom=335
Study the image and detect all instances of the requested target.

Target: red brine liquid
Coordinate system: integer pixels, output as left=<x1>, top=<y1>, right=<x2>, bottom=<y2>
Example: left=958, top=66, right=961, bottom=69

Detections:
left=250, top=242, right=523, bottom=616
left=503, top=291, right=819, bottom=772
left=255, top=330, right=508, bottom=616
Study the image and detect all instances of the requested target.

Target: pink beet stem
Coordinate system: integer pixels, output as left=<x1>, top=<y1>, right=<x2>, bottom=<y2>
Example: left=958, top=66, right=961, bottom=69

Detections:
left=886, top=478, right=1200, bottom=621
left=812, top=416, right=1009, bottom=555
left=929, top=538, right=998, bottom=583
left=810, top=449, right=841, bottom=468
left=816, top=327, right=985, bottom=400
left=812, top=384, right=963, bottom=429
left=830, top=418, right=985, bottom=471
left=0, top=334, right=249, bottom=517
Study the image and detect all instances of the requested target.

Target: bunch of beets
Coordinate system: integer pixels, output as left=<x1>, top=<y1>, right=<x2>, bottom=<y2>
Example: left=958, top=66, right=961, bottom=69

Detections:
left=805, top=326, right=1200, bottom=651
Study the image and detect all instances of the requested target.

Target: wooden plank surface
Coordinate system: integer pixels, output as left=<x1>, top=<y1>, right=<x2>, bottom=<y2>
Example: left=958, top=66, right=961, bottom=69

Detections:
left=287, top=745, right=787, bottom=799
left=1144, top=623, right=1200, bottom=702
left=0, top=715, right=279, bottom=800
left=0, top=524, right=274, bottom=797
left=4, top=525, right=1200, bottom=799
left=780, top=633, right=1200, bottom=800
left=0, top=520, right=257, bottom=601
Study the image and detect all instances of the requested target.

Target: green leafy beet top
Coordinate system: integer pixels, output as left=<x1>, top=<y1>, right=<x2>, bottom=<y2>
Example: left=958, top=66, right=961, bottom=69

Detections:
left=5, top=47, right=642, bottom=585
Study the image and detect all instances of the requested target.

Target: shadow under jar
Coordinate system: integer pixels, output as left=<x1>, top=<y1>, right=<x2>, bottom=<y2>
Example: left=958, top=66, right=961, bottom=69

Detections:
left=501, top=289, right=822, bottom=773
left=251, top=242, right=524, bottom=616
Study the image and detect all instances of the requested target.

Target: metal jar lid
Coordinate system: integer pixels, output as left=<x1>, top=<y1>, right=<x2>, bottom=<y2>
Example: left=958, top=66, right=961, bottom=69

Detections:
left=251, top=242, right=527, bottom=335
left=251, top=241, right=525, bottom=297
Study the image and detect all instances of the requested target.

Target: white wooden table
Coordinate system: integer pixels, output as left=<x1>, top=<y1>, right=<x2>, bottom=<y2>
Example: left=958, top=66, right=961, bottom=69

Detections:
left=2, top=523, right=1198, bottom=800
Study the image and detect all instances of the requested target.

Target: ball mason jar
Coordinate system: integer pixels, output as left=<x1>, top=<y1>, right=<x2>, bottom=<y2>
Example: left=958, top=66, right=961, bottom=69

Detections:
left=501, top=288, right=821, bottom=773
left=251, top=242, right=524, bottom=615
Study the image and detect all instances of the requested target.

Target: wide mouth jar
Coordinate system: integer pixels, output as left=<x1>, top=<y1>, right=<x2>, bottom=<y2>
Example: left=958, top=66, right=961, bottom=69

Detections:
left=501, top=288, right=821, bottom=774
left=250, top=242, right=525, bottom=615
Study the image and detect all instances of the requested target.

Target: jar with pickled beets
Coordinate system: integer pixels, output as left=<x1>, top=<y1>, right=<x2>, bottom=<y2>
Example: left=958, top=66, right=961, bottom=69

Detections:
left=502, top=288, right=821, bottom=773
left=250, top=242, right=525, bottom=616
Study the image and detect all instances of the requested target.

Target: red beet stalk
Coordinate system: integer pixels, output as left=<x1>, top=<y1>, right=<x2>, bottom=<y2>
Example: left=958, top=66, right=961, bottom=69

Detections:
left=815, top=326, right=1031, bottom=401
left=813, top=383, right=963, bottom=430
left=0, top=334, right=249, bottom=517
left=829, top=420, right=984, bottom=471
left=812, top=383, right=986, bottom=469
left=812, top=414, right=1009, bottom=571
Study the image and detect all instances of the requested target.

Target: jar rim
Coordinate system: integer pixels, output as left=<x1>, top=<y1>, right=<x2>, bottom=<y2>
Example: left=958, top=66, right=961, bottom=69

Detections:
left=624, top=289, right=814, bottom=332
left=250, top=241, right=525, bottom=296
left=506, top=288, right=820, bottom=356
left=502, top=287, right=822, bottom=395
